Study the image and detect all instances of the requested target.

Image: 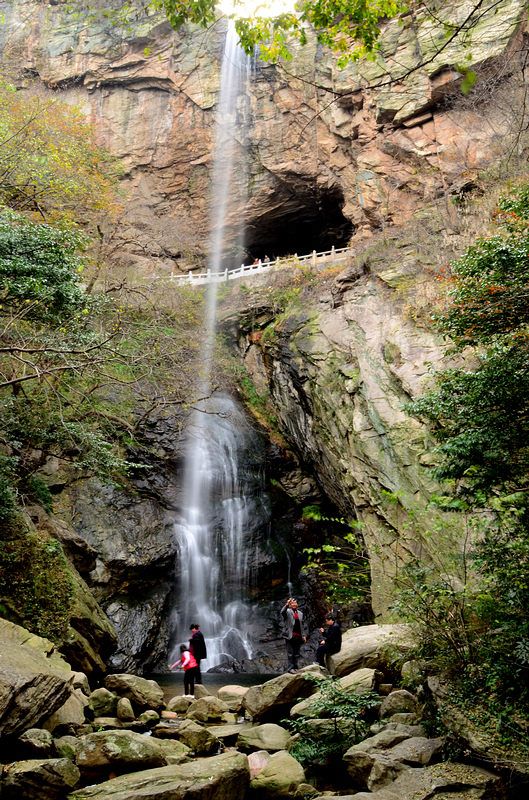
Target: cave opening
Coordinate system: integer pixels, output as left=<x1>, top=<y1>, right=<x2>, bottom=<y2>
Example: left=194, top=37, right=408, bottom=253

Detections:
left=243, top=183, right=353, bottom=264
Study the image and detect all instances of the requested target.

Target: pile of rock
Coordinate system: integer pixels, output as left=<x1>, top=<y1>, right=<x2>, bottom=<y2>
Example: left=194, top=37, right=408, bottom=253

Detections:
left=0, top=618, right=507, bottom=799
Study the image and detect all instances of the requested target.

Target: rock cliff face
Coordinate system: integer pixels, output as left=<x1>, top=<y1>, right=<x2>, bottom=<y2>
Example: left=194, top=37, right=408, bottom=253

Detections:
left=220, top=225, right=470, bottom=617
left=0, top=0, right=526, bottom=272
left=1, top=0, right=528, bottom=654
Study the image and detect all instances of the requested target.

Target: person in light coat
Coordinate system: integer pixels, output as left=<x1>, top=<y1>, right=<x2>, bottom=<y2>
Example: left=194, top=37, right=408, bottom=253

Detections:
left=280, top=597, right=307, bottom=673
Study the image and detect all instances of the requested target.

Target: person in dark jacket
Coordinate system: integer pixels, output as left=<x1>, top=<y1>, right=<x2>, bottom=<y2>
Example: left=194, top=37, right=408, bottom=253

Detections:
left=189, top=624, right=207, bottom=684
left=280, top=597, right=308, bottom=673
left=315, top=613, right=342, bottom=668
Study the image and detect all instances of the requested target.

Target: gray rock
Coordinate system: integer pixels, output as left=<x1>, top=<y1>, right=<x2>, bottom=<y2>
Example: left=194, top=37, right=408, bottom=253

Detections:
left=388, top=736, right=444, bottom=766
left=42, top=688, right=89, bottom=733
left=68, top=750, right=249, bottom=799
left=88, top=687, right=118, bottom=717
left=54, top=734, right=80, bottom=760
left=329, top=625, right=415, bottom=678
left=17, top=728, right=54, bottom=757
left=75, top=729, right=166, bottom=775
left=2, top=757, right=80, bottom=799
left=105, top=674, right=164, bottom=711
left=153, top=719, right=219, bottom=755
left=167, top=695, right=195, bottom=714
left=217, top=684, right=249, bottom=711
left=380, top=690, right=419, bottom=718
left=347, top=762, right=504, bottom=799
left=244, top=670, right=322, bottom=721
left=291, top=667, right=377, bottom=717
left=237, top=723, right=292, bottom=753
left=185, top=696, right=229, bottom=722
left=116, top=697, right=135, bottom=722
left=137, top=710, right=160, bottom=727
left=0, top=619, right=74, bottom=737
left=193, top=684, right=213, bottom=700
left=249, top=749, right=305, bottom=798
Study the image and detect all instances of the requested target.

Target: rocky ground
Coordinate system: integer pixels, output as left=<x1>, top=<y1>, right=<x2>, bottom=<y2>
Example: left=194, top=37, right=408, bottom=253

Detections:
left=0, top=617, right=519, bottom=799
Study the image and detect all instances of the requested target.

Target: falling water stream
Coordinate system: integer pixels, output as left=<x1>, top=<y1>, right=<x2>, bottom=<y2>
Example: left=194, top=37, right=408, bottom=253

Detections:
left=171, top=25, right=269, bottom=670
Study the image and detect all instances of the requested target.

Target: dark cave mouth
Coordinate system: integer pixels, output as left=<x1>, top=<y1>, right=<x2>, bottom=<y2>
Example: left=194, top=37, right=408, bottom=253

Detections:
left=244, top=184, right=353, bottom=264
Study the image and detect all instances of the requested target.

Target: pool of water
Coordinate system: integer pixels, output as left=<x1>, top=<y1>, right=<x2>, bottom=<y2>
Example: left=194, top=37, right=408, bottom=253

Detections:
left=149, top=672, right=279, bottom=703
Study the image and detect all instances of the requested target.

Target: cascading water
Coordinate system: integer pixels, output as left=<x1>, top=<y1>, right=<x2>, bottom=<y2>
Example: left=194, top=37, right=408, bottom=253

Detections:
left=170, top=25, right=269, bottom=670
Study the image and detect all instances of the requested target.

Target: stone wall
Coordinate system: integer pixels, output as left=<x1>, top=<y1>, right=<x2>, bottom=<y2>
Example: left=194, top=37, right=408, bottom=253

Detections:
left=0, top=0, right=526, bottom=273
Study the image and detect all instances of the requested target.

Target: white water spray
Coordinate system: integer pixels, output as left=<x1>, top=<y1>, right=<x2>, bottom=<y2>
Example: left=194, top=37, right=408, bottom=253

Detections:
left=171, top=25, right=267, bottom=670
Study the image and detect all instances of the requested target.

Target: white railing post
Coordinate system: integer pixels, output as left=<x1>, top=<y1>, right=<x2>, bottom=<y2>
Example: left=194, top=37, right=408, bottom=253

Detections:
left=224, top=268, right=228, bottom=281
left=312, top=249, right=316, bottom=266
left=331, top=245, right=335, bottom=258
left=188, top=270, right=193, bottom=284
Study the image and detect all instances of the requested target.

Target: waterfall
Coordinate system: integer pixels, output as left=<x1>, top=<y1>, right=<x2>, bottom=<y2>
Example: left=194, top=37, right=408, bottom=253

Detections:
left=170, top=25, right=267, bottom=671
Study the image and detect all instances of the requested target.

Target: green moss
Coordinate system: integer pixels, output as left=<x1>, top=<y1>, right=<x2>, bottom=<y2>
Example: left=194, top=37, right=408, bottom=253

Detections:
left=0, top=516, right=74, bottom=642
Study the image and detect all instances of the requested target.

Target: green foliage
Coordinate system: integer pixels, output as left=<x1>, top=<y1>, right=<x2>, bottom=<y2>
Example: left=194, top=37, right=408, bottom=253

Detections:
left=301, top=505, right=370, bottom=605
left=0, top=517, right=74, bottom=642
left=285, top=674, right=379, bottom=766
left=409, top=184, right=529, bottom=499
left=0, top=79, right=120, bottom=226
left=402, top=186, right=529, bottom=741
left=0, top=210, right=89, bottom=323
left=154, top=0, right=406, bottom=65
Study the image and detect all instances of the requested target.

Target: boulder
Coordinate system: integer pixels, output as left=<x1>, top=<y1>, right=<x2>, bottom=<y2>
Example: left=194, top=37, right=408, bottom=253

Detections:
left=249, top=750, right=305, bottom=798
left=387, top=736, right=444, bottom=766
left=237, top=723, right=292, bottom=753
left=193, top=684, right=213, bottom=700
left=88, top=688, right=118, bottom=717
left=348, top=762, right=505, bottom=799
left=248, top=749, right=271, bottom=779
left=205, top=723, right=242, bottom=745
left=428, top=676, right=528, bottom=775
left=54, top=734, right=80, bottom=760
left=218, top=684, right=249, bottom=711
left=68, top=750, right=250, bottom=800
left=0, top=619, right=74, bottom=737
left=153, top=719, right=219, bottom=755
left=116, top=697, right=135, bottom=722
left=71, top=672, right=91, bottom=695
left=75, top=729, right=166, bottom=775
left=380, top=690, right=419, bottom=718
left=167, top=695, right=195, bottom=714
left=290, top=667, right=377, bottom=717
left=42, top=688, right=89, bottom=733
left=328, top=625, right=414, bottom=678
left=185, top=696, right=229, bottom=722
left=104, top=674, right=164, bottom=711
left=154, top=738, right=191, bottom=765
left=370, top=721, right=426, bottom=738
left=17, top=727, right=54, bottom=757
left=1, top=757, right=80, bottom=799
left=244, top=670, right=322, bottom=721
left=137, top=710, right=160, bottom=727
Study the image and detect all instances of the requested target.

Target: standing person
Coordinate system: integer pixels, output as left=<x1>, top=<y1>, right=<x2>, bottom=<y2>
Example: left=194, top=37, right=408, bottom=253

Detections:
left=189, top=623, right=207, bottom=684
left=280, top=597, right=307, bottom=673
left=315, top=613, right=342, bottom=668
left=169, top=644, right=199, bottom=696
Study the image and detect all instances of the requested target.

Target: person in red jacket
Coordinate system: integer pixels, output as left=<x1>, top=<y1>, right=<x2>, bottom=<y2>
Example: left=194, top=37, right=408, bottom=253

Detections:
left=169, top=644, right=199, bottom=696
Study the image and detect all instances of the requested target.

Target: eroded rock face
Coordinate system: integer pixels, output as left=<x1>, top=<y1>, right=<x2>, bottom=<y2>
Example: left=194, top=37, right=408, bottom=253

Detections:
left=0, top=0, right=526, bottom=271
left=0, top=620, right=74, bottom=738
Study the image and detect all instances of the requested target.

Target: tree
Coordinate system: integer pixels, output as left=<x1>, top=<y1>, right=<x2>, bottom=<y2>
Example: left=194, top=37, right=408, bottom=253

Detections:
left=409, top=185, right=529, bottom=499
left=0, top=80, right=120, bottom=226
left=153, top=0, right=406, bottom=63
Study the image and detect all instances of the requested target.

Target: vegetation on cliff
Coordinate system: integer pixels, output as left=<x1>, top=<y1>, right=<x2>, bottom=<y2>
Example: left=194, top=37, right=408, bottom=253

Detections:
left=403, top=184, right=529, bottom=758
left=0, top=80, right=202, bottom=643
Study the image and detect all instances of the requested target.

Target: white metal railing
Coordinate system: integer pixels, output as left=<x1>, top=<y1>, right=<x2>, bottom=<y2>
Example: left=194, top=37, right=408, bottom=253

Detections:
left=168, top=246, right=352, bottom=286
